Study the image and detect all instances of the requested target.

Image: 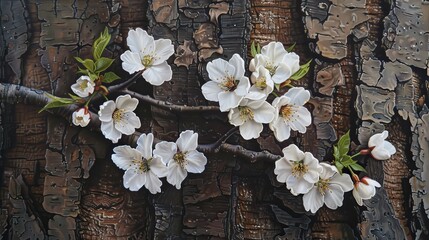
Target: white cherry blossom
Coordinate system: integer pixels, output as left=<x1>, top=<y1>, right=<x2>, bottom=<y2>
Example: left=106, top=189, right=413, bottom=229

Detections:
left=228, top=97, right=275, bottom=140
left=352, top=176, right=381, bottom=206
left=247, top=66, right=274, bottom=100
left=112, top=133, right=168, bottom=193
left=368, top=131, right=396, bottom=160
left=120, top=28, right=174, bottom=86
left=153, top=130, right=207, bottom=189
left=201, top=54, right=250, bottom=112
left=269, top=87, right=312, bottom=142
left=72, top=108, right=90, bottom=127
left=303, top=163, right=354, bottom=213
left=274, top=144, right=322, bottom=195
left=71, top=75, right=95, bottom=97
left=98, top=94, right=141, bottom=143
left=249, top=42, right=300, bottom=84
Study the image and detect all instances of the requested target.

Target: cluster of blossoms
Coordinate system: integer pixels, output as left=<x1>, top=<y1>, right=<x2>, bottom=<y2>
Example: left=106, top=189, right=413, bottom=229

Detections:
left=112, top=131, right=207, bottom=193
left=201, top=42, right=311, bottom=141
left=274, top=131, right=395, bottom=213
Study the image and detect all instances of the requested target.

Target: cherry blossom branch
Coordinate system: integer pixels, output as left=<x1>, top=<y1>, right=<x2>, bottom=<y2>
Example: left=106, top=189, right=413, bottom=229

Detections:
left=219, top=143, right=280, bottom=163
left=107, top=71, right=143, bottom=93
left=196, top=127, right=239, bottom=153
left=119, top=89, right=220, bottom=113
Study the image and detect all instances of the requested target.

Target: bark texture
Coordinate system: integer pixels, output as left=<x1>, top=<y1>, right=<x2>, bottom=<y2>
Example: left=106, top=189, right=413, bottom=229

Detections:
left=1, top=0, right=428, bottom=239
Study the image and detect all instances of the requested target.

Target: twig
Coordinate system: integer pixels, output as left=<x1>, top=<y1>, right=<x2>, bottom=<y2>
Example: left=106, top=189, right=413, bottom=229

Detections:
left=120, top=89, right=220, bottom=113
left=219, top=143, right=281, bottom=163
left=196, top=127, right=238, bottom=153
left=107, top=71, right=143, bottom=93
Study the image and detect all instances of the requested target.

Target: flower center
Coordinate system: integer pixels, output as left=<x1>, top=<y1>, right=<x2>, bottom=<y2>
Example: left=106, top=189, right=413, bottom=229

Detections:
left=76, top=116, right=84, bottom=122
left=317, top=179, right=330, bottom=195
left=80, top=81, right=88, bottom=90
left=239, top=106, right=254, bottom=121
left=142, top=55, right=154, bottom=67
left=280, top=105, right=295, bottom=120
left=132, top=158, right=151, bottom=173
left=112, top=109, right=125, bottom=122
left=291, top=161, right=309, bottom=177
left=265, top=63, right=277, bottom=76
left=173, top=152, right=186, bottom=168
left=221, top=77, right=238, bottom=91
left=255, top=76, right=267, bottom=90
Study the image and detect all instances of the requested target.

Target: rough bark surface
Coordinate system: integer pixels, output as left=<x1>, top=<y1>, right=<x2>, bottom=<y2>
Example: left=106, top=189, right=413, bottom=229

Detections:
left=1, top=0, right=428, bottom=239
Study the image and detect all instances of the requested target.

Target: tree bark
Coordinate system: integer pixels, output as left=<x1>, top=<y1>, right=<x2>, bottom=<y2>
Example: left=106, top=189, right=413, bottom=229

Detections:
left=1, top=0, right=428, bottom=239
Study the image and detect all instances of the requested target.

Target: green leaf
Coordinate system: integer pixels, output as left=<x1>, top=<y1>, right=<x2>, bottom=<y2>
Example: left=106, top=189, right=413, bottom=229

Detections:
left=274, top=83, right=281, bottom=92
left=290, top=59, right=312, bottom=80
left=93, top=27, right=111, bottom=60
left=350, top=163, right=367, bottom=173
left=75, top=57, right=95, bottom=72
left=77, top=67, right=89, bottom=75
left=68, top=94, right=81, bottom=101
left=39, top=95, right=74, bottom=113
left=251, top=41, right=257, bottom=58
left=334, top=161, right=344, bottom=174
left=340, top=155, right=355, bottom=167
left=286, top=43, right=296, bottom=52
left=102, top=71, right=121, bottom=83
left=95, top=57, right=114, bottom=73
left=337, top=131, right=351, bottom=156
left=256, top=42, right=261, bottom=54
left=333, top=146, right=341, bottom=162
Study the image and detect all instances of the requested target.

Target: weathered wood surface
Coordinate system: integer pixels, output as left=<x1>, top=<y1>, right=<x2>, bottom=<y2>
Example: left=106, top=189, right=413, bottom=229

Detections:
left=0, top=0, right=428, bottom=239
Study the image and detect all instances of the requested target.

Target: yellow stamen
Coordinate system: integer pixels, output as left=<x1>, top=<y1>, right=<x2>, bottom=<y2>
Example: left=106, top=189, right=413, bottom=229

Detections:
left=317, top=179, right=330, bottom=195
left=255, top=76, right=267, bottom=90
left=112, top=109, right=125, bottom=122
left=221, top=77, right=238, bottom=91
left=265, top=63, right=277, bottom=76
left=80, top=80, right=88, bottom=90
left=291, top=161, right=309, bottom=177
left=173, top=152, right=186, bottom=168
left=142, top=55, right=154, bottom=67
left=239, top=106, right=254, bottom=121
left=280, top=105, right=294, bottom=120
left=132, top=158, right=151, bottom=173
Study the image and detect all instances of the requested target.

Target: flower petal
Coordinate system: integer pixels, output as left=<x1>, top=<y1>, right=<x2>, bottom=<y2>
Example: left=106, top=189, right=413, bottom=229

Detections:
left=274, top=158, right=292, bottom=183
left=286, top=175, right=314, bottom=195
left=368, top=131, right=388, bottom=148
left=123, top=168, right=146, bottom=191
left=201, top=81, right=222, bottom=102
left=167, top=162, right=188, bottom=189
left=120, top=50, right=145, bottom=74
left=150, top=156, right=168, bottom=178
left=228, top=54, right=245, bottom=79
left=185, top=150, right=207, bottom=173
left=330, top=172, right=354, bottom=192
left=303, top=187, right=324, bottom=213
left=282, top=52, right=300, bottom=73
left=112, top=145, right=141, bottom=170
left=144, top=171, right=163, bottom=194
left=270, top=118, right=292, bottom=142
left=142, top=61, right=172, bottom=86
left=207, top=58, right=235, bottom=83
left=353, top=188, right=364, bottom=206
left=218, top=91, right=243, bottom=112
left=114, top=111, right=141, bottom=135
left=177, top=130, right=198, bottom=152
left=154, top=141, right=177, bottom=165
left=98, top=100, right=115, bottom=122
left=271, top=62, right=292, bottom=84
left=281, top=144, right=305, bottom=162
left=153, top=39, right=174, bottom=64
left=228, top=108, right=244, bottom=126
left=252, top=101, right=275, bottom=123
left=127, top=28, right=154, bottom=55
left=261, top=42, right=287, bottom=63
left=234, top=77, right=250, bottom=97
left=115, top=94, right=139, bottom=112
left=239, top=120, right=263, bottom=140
left=285, top=87, right=310, bottom=106
left=136, top=133, right=154, bottom=159
left=101, top=120, right=122, bottom=143
left=324, top=184, right=344, bottom=210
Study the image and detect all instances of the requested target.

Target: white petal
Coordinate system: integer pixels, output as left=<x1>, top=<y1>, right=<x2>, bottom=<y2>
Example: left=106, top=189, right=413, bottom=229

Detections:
left=154, top=141, right=177, bottom=165
left=319, top=162, right=337, bottom=179
left=371, top=147, right=392, bottom=160
left=228, top=54, right=245, bottom=79
left=261, top=42, right=287, bottom=63
left=114, top=112, right=141, bottom=135
left=177, top=130, right=198, bottom=152
left=150, top=156, right=168, bottom=178
left=324, top=184, right=344, bottom=210
left=142, top=61, right=172, bottom=86
left=98, top=100, right=115, bottom=122
left=281, top=144, right=305, bottom=162
left=353, top=188, right=364, bottom=206
left=383, top=141, right=396, bottom=155
left=207, top=58, right=235, bottom=83
left=144, top=171, right=163, bottom=194
left=303, top=187, right=324, bottom=213
left=201, top=81, right=222, bottom=102
left=363, top=177, right=381, bottom=188
left=123, top=168, right=146, bottom=191
left=120, top=50, right=145, bottom=74
left=252, top=102, right=275, bottom=123
left=185, top=150, right=207, bottom=173
left=101, top=120, right=122, bottom=143
left=271, top=62, right=292, bottom=84
left=285, top=87, right=310, bottom=106
left=218, top=91, right=243, bottom=112
left=270, top=118, right=291, bottom=142
left=127, top=28, right=154, bottom=55
left=112, top=145, right=141, bottom=170
left=368, top=131, right=388, bottom=148
left=239, top=120, right=263, bottom=140
left=355, top=183, right=375, bottom=199
left=228, top=108, right=244, bottom=126
left=290, top=107, right=312, bottom=133
left=153, top=39, right=174, bottom=64
left=116, top=94, right=139, bottom=112
left=287, top=175, right=314, bottom=195
left=282, top=52, right=300, bottom=73
left=136, top=133, right=154, bottom=159
left=234, top=77, right=250, bottom=97
left=167, top=162, right=188, bottom=189
left=274, top=158, right=292, bottom=183
left=330, top=173, right=354, bottom=192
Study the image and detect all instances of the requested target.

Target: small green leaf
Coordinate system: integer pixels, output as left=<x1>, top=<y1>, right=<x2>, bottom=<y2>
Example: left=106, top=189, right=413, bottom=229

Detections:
left=93, top=27, right=111, bottom=60
left=95, top=57, right=114, bottom=73
left=274, top=83, right=281, bottom=91
left=286, top=43, right=296, bottom=52
left=251, top=41, right=257, bottom=58
left=350, top=163, right=367, bottom=173
left=39, top=95, right=74, bottom=113
left=334, top=161, right=344, bottom=174
left=340, top=155, right=355, bottom=167
left=333, top=146, right=341, bottom=162
left=337, top=131, right=351, bottom=156
left=75, top=57, right=95, bottom=72
left=256, top=42, right=261, bottom=54
left=102, top=71, right=121, bottom=83
left=77, top=67, right=89, bottom=75
left=68, top=94, right=81, bottom=101
left=290, top=59, right=312, bottom=80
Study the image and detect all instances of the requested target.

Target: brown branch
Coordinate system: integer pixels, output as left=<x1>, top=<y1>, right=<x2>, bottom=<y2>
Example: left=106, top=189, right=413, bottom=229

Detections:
left=196, top=127, right=239, bottom=153
left=107, top=71, right=143, bottom=93
left=219, top=143, right=281, bottom=163
left=120, top=89, right=220, bottom=113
